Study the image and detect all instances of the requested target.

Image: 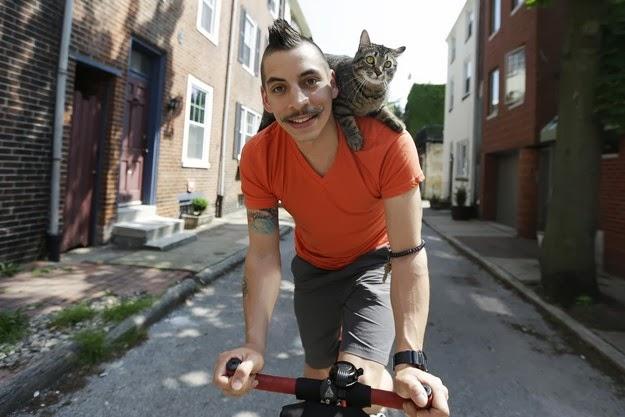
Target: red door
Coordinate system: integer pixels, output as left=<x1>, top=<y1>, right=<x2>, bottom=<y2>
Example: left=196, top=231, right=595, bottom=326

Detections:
left=119, top=75, right=149, bottom=204
left=62, top=82, right=105, bottom=251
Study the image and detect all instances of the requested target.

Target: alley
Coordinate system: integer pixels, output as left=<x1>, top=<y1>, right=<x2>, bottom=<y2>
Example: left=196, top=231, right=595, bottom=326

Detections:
left=13, top=226, right=625, bottom=417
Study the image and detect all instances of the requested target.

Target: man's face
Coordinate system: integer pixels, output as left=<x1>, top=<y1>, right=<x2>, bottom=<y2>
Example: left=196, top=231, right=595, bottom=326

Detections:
left=261, top=43, right=338, bottom=143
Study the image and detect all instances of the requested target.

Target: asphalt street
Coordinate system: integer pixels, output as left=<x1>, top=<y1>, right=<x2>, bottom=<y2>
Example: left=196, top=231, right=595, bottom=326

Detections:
left=13, top=225, right=625, bottom=417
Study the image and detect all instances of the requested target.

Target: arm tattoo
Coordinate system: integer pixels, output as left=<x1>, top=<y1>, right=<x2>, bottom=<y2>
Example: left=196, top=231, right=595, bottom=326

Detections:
left=247, top=208, right=279, bottom=234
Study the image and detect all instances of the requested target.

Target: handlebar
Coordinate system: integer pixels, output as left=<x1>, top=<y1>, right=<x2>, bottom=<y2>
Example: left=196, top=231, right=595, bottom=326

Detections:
left=225, top=358, right=432, bottom=410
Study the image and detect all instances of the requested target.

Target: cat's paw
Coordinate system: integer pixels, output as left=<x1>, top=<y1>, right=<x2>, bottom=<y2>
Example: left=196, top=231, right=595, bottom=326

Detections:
left=346, top=131, right=364, bottom=151
left=386, top=118, right=405, bottom=132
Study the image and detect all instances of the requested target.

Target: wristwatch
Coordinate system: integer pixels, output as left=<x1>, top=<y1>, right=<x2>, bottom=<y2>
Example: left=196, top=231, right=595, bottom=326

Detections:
left=393, top=350, right=428, bottom=372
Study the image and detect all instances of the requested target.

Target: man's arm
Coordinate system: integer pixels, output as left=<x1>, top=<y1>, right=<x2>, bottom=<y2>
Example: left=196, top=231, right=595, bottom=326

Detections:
left=383, top=186, right=429, bottom=353
left=243, top=206, right=283, bottom=353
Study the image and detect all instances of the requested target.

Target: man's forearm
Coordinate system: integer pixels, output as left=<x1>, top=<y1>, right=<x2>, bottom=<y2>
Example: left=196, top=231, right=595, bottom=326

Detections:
left=390, top=249, right=430, bottom=352
left=243, top=254, right=282, bottom=352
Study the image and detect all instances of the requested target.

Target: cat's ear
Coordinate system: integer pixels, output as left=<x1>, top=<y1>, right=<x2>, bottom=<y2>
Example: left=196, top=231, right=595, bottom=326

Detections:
left=359, top=30, right=371, bottom=48
left=394, top=46, right=406, bottom=56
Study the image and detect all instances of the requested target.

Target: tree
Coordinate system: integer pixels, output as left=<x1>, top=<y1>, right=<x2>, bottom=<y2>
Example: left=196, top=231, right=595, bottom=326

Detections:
left=402, top=83, right=445, bottom=138
left=527, top=0, right=624, bottom=304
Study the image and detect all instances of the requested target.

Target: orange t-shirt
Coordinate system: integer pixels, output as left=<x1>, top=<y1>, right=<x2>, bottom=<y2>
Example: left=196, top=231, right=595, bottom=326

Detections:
left=240, top=117, right=425, bottom=270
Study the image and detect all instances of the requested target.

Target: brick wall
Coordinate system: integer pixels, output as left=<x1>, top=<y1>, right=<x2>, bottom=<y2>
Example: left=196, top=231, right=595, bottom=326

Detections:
left=517, top=147, right=538, bottom=238
left=599, top=138, right=625, bottom=276
left=0, top=1, right=63, bottom=262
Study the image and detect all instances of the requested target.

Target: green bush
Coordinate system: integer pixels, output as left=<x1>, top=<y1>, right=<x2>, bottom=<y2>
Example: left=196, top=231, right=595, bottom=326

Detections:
left=0, top=262, right=21, bottom=278
left=51, top=304, right=97, bottom=328
left=74, top=329, right=109, bottom=364
left=102, top=296, right=155, bottom=323
left=191, top=197, right=209, bottom=214
left=0, top=310, right=29, bottom=345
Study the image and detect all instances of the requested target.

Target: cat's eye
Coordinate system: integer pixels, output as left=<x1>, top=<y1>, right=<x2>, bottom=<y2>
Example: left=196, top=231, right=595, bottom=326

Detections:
left=384, top=60, right=392, bottom=68
left=365, top=56, right=375, bottom=65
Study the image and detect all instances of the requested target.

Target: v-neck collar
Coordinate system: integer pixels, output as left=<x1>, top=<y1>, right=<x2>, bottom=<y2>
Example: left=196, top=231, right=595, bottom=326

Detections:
left=287, top=123, right=346, bottom=183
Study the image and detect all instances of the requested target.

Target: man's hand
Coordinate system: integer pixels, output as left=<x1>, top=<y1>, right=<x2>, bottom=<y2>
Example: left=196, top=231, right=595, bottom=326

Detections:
left=394, top=366, right=450, bottom=417
left=212, top=345, right=265, bottom=397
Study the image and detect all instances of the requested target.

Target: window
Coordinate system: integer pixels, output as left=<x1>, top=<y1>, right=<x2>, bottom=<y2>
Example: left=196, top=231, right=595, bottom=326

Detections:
left=490, top=0, right=501, bottom=35
left=463, top=60, right=472, bottom=97
left=488, top=68, right=500, bottom=115
left=512, top=0, right=523, bottom=13
left=238, top=8, right=261, bottom=76
left=268, top=0, right=279, bottom=18
left=455, top=141, right=468, bottom=178
left=197, top=0, right=220, bottom=45
left=182, top=76, right=213, bottom=168
left=448, top=78, right=454, bottom=111
left=234, top=103, right=261, bottom=159
left=449, top=35, right=456, bottom=63
left=505, top=47, right=526, bottom=106
left=466, top=9, right=474, bottom=40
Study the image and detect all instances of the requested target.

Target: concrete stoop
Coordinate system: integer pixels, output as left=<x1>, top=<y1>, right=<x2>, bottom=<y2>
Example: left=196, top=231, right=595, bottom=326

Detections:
left=112, top=205, right=197, bottom=250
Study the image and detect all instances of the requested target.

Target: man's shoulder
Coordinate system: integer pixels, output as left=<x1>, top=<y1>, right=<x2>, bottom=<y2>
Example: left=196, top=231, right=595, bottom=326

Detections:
left=247, top=122, right=283, bottom=149
left=354, top=117, right=413, bottom=151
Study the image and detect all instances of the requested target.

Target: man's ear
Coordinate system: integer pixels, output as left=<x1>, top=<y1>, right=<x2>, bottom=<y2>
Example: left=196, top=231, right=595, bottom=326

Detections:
left=330, top=70, right=339, bottom=99
left=261, top=86, right=272, bottom=113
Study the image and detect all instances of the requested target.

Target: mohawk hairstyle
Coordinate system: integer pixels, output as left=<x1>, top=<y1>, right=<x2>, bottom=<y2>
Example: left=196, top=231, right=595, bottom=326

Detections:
left=261, top=19, right=326, bottom=84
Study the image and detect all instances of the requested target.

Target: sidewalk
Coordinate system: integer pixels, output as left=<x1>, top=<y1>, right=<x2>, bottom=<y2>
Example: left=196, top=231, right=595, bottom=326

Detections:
left=1, top=208, right=293, bottom=317
left=423, top=208, right=625, bottom=374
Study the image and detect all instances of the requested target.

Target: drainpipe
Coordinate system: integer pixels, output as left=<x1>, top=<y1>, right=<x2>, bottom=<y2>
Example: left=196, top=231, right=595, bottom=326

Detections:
left=216, top=0, right=238, bottom=217
left=47, top=0, right=74, bottom=261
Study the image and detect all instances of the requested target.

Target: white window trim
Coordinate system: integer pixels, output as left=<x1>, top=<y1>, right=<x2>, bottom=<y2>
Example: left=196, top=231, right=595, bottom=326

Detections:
left=449, top=35, right=456, bottom=63
left=466, top=9, right=474, bottom=42
left=241, top=12, right=258, bottom=76
left=448, top=78, right=454, bottom=112
left=196, top=0, right=220, bottom=46
left=489, top=0, right=501, bottom=40
left=182, top=75, right=213, bottom=169
left=488, top=68, right=500, bottom=118
left=511, top=0, right=523, bottom=15
left=235, top=105, right=261, bottom=160
left=504, top=46, right=526, bottom=107
left=268, top=0, right=279, bottom=18
left=463, top=59, right=472, bottom=98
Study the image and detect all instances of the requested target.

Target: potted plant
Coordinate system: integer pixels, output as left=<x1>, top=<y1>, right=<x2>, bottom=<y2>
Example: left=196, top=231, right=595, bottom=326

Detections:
left=182, top=197, right=213, bottom=229
left=451, top=186, right=472, bottom=220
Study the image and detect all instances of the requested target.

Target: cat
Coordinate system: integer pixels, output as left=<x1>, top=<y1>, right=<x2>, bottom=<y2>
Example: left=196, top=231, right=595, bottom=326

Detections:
left=257, top=30, right=406, bottom=151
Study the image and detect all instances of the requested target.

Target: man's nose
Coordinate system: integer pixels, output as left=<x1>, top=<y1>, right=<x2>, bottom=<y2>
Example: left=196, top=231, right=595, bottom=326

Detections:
left=289, top=86, right=309, bottom=109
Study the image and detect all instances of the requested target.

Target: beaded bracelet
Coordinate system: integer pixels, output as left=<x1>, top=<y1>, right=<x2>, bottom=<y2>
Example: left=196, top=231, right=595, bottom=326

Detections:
left=383, top=240, right=426, bottom=282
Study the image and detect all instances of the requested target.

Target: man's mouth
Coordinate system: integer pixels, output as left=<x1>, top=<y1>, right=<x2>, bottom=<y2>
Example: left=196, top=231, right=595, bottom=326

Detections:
left=283, top=109, right=322, bottom=128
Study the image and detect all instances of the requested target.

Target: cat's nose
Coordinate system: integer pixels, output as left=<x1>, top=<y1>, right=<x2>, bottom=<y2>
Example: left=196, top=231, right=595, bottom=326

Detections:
left=374, top=68, right=382, bottom=77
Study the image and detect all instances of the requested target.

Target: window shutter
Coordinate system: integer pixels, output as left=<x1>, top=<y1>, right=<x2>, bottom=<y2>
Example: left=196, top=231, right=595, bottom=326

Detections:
left=238, top=8, right=246, bottom=63
left=254, top=27, right=261, bottom=76
left=234, top=103, right=242, bottom=159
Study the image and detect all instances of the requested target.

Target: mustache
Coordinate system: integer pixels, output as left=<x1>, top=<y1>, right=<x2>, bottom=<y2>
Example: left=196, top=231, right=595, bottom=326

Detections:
left=281, top=106, right=323, bottom=122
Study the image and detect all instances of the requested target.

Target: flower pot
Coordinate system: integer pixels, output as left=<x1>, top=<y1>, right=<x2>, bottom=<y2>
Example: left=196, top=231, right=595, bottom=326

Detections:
left=182, top=213, right=213, bottom=229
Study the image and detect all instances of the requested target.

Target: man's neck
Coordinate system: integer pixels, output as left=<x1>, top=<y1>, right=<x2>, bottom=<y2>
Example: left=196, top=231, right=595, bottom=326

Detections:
left=293, top=116, right=340, bottom=177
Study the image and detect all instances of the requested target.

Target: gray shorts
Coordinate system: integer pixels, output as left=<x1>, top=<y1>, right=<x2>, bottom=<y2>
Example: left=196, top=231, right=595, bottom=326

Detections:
left=291, top=248, right=395, bottom=369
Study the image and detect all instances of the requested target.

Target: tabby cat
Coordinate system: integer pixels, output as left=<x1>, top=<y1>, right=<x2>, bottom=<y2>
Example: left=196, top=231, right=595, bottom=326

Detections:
left=257, top=30, right=405, bottom=151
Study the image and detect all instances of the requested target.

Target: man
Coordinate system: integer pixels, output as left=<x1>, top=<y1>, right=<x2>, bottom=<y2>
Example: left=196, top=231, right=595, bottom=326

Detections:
left=212, top=19, right=449, bottom=417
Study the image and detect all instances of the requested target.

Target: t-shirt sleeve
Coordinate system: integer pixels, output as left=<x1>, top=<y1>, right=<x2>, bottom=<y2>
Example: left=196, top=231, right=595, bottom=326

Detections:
left=240, top=141, right=278, bottom=209
left=380, top=131, right=426, bottom=199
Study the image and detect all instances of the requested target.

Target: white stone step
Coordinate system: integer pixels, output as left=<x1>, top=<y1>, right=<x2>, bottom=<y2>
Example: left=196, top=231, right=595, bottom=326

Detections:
left=111, top=217, right=184, bottom=249
left=117, top=205, right=158, bottom=223
left=144, top=232, right=198, bottom=251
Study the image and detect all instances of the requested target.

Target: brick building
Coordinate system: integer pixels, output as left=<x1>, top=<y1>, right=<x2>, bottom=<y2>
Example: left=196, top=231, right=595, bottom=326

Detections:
left=0, top=0, right=310, bottom=263
left=478, top=0, right=625, bottom=276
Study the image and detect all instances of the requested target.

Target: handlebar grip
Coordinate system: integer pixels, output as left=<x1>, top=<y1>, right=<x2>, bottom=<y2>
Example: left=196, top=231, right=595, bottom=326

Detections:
left=371, top=384, right=432, bottom=410
left=225, top=357, right=241, bottom=376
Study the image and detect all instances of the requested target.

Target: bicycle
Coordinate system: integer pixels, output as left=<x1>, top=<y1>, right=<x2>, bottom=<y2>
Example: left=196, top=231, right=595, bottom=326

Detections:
left=226, top=358, right=432, bottom=417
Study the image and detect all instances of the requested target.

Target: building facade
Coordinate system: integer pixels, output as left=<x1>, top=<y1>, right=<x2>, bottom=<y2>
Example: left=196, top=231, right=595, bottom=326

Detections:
left=0, top=0, right=310, bottom=263
left=443, top=0, right=481, bottom=206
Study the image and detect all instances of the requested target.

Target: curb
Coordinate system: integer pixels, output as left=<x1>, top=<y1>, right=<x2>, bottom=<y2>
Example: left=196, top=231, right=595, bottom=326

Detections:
left=422, top=218, right=625, bottom=376
left=0, top=226, right=292, bottom=416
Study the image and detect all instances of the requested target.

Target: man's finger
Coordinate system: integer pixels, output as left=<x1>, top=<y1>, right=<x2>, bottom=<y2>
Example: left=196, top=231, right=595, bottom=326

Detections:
left=231, top=359, right=255, bottom=391
left=407, top=380, right=429, bottom=408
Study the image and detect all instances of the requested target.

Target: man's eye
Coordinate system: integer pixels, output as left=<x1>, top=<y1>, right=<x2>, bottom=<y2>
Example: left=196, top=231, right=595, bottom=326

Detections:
left=384, top=60, right=393, bottom=68
left=271, top=85, right=285, bottom=94
left=305, top=78, right=319, bottom=87
left=365, top=56, right=375, bottom=65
